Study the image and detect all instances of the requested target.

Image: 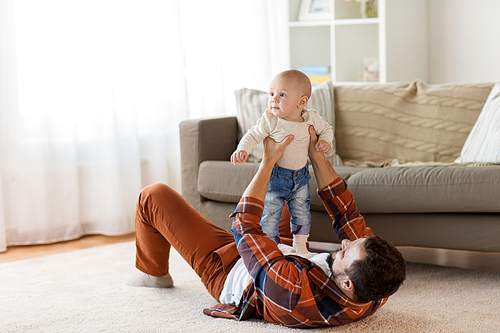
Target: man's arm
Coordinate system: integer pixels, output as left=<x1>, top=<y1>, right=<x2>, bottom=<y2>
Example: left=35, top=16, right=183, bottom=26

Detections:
left=308, top=125, right=373, bottom=241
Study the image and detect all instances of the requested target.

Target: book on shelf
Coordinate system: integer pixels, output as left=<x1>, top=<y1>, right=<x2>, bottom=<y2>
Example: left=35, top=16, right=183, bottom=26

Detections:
left=297, top=65, right=331, bottom=75
left=308, top=75, right=331, bottom=83
left=297, top=65, right=331, bottom=83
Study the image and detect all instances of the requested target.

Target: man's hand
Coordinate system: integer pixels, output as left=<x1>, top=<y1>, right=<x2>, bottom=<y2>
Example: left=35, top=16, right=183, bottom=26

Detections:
left=262, top=135, right=294, bottom=165
left=241, top=135, right=293, bottom=202
left=308, top=125, right=321, bottom=157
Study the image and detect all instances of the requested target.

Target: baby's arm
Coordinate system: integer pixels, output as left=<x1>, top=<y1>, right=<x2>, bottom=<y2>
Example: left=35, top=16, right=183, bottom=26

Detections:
left=309, top=110, right=334, bottom=155
left=231, top=150, right=248, bottom=165
left=230, top=110, right=276, bottom=165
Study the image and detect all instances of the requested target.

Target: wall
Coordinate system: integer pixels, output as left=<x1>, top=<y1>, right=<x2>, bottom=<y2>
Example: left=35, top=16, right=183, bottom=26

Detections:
left=428, top=0, right=500, bottom=84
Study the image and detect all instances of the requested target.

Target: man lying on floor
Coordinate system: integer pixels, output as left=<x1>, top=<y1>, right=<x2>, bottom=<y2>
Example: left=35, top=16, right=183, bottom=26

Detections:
left=126, top=126, right=406, bottom=328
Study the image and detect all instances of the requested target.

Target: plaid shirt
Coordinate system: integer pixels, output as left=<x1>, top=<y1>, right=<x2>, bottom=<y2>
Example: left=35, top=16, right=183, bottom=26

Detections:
left=203, top=177, right=387, bottom=328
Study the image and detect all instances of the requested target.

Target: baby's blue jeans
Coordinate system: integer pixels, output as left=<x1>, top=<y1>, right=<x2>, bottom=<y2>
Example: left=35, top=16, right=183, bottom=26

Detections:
left=261, top=164, right=311, bottom=244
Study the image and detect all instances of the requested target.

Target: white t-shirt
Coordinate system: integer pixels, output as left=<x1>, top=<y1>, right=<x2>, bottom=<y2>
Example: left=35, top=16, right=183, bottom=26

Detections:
left=219, top=244, right=332, bottom=305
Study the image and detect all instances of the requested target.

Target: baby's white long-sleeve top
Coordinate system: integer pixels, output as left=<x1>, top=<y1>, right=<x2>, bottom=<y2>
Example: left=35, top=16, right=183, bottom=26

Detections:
left=237, top=109, right=333, bottom=170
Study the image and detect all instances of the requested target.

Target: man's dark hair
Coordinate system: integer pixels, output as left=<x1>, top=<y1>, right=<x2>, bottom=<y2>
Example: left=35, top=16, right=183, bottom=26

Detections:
left=346, top=235, right=406, bottom=303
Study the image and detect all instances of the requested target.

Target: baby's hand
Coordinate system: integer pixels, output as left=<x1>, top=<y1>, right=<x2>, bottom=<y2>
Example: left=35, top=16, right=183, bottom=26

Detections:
left=315, top=140, right=332, bottom=155
left=231, top=150, right=248, bottom=165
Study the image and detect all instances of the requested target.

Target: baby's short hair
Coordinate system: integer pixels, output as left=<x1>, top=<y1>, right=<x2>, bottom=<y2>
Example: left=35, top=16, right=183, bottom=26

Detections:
left=278, top=70, right=312, bottom=99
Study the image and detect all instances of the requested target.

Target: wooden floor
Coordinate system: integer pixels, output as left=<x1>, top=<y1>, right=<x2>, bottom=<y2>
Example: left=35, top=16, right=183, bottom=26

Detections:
left=0, top=233, right=136, bottom=263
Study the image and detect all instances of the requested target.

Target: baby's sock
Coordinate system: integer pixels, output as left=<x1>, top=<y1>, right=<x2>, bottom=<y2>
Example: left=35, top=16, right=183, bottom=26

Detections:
left=293, top=234, right=315, bottom=259
left=293, top=234, right=310, bottom=255
left=126, top=268, right=174, bottom=288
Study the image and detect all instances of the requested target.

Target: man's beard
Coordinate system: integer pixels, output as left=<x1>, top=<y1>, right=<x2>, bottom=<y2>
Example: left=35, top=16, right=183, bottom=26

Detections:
left=326, top=250, right=344, bottom=280
left=326, top=250, right=337, bottom=270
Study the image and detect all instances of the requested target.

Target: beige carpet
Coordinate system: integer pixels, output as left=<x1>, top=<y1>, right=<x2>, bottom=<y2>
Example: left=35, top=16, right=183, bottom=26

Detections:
left=1, top=241, right=499, bottom=332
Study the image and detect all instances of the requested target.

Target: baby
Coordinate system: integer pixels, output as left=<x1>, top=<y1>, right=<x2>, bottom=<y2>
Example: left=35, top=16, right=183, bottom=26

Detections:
left=231, top=70, right=333, bottom=256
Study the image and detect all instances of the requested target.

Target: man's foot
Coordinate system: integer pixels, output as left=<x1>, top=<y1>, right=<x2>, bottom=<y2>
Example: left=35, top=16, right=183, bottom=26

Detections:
left=126, top=268, right=174, bottom=288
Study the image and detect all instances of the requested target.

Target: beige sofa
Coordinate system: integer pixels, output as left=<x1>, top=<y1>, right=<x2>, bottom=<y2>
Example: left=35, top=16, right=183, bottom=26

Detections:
left=180, top=81, right=500, bottom=253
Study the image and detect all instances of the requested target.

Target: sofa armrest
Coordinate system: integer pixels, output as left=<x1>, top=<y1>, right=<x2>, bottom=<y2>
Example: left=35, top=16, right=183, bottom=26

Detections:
left=179, top=116, right=238, bottom=210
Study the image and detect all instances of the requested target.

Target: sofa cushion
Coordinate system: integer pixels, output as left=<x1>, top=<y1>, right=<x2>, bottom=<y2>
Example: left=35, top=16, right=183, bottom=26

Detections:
left=197, top=161, right=366, bottom=210
left=198, top=161, right=260, bottom=204
left=455, top=83, right=500, bottom=163
left=346, top=166, right=500, bottom=213
left=334, top=81, right=495, bottom=165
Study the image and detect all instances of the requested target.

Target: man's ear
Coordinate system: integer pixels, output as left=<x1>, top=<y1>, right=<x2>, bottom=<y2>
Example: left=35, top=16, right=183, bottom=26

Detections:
left=339, top=277, right=355, bottom=293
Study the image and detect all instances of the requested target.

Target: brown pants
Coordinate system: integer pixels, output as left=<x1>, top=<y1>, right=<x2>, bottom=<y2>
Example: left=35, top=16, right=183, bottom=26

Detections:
left=134, top=183, right=292, bottom=301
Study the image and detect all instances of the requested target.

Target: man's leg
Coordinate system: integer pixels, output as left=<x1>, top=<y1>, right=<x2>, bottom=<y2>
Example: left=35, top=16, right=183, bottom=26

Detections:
left=131, top=183, right=239, bottom=301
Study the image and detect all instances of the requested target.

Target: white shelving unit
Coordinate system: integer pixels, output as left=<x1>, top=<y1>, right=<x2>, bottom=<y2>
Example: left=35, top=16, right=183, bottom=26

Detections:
left=287, top=0, right=428, bottom=84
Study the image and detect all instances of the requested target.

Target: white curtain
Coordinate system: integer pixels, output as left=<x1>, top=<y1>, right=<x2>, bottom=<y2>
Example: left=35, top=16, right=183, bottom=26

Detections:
left=0, top=0, right=288, bottom=251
